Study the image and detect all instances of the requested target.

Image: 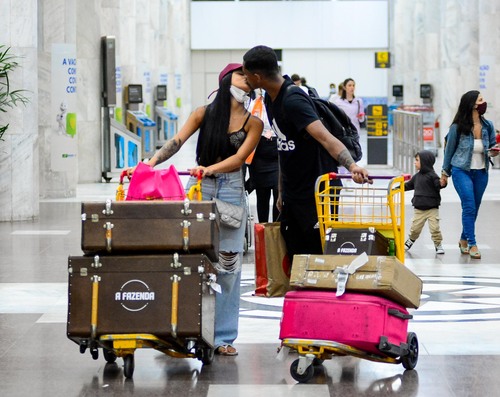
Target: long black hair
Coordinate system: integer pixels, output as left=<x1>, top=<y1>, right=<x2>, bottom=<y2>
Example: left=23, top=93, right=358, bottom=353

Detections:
left=341, top=78, right=355, bottom=100
left=451, top=90, right=483, bottom=135
left=196, top=72, right=233, bottom=166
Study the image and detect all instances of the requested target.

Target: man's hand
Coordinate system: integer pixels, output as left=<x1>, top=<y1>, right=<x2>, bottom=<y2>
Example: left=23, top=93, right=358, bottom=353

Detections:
left=349, top=164, right=371, bottom=184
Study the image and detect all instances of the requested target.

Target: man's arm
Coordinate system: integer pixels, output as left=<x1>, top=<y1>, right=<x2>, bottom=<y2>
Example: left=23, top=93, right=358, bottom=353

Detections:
left=305, top=120, right=370, bottom=183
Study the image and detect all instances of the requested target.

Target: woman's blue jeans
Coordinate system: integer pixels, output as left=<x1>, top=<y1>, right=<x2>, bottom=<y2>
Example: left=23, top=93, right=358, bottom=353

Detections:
left=451, top=167, right=488, bottom=247
left=185, top=171, right=245, bottom=347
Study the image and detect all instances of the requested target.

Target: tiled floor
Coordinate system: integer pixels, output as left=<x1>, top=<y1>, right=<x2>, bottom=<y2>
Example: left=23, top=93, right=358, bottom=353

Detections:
left=2, top=139, right=500, bottom=396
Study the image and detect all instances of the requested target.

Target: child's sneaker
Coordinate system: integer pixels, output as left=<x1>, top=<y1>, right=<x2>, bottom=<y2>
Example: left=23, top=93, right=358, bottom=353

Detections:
left=435, top=244, right=445, bottom=254
left=405, top=239, right=414, bottom=250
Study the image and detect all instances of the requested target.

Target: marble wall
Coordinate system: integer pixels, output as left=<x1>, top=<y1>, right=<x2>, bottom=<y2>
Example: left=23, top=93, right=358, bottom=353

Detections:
left=0, top=0, right=39, bottom=221
left=1, top=0, right=191, bottom=220
left=389, top=0, right=500, bottom=135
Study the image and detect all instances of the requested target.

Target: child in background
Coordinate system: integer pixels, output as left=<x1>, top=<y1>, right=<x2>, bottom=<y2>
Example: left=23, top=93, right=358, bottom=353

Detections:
left=404, top=150, right=446, bottom=254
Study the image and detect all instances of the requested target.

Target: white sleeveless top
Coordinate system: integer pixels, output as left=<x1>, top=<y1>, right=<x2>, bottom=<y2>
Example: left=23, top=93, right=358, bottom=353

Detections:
left=470, top=139, right=485, bottom=169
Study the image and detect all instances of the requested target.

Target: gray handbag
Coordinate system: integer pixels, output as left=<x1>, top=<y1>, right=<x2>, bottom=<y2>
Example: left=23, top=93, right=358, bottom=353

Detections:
left=214, top=198, right=244, bottom=229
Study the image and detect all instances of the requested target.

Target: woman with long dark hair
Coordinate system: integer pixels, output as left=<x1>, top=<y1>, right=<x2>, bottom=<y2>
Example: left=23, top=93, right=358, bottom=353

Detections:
left=334, top=77, right=365, bottom=133
left=128, top=63, right=263, bottom=355
left=441, top=90, right=499, bottom=259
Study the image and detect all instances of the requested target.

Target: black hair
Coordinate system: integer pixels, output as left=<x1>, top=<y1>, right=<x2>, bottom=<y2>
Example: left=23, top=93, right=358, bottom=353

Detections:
left=196, top=72, right=233, bottom=166
left=291, top=74, right=300, bottom=82
left=243, top=45, right=280, bottom=78
left=341, top=78, right=355, bottom=100
left=451, top=90, right=482, bottom=136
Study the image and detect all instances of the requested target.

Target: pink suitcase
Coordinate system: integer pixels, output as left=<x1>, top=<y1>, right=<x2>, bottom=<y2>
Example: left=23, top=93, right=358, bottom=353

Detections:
left=279, top=290, right=412, bottom=356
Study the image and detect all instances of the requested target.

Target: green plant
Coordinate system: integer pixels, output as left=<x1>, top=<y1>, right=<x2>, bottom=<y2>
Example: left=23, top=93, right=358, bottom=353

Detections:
left=0, top=45, right=30, bottom=140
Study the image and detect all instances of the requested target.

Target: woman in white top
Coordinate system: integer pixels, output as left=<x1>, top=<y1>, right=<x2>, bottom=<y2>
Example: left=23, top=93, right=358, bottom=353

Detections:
left=334, top=78, right=365, bottom=133
left=440, top=90, right=499, bottom=259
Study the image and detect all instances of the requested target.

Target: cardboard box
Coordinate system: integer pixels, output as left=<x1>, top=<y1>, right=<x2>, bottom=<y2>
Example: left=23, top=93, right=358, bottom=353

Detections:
left=324, top=228, right=390, bottom=256
left=290, top=254, right=422, bottom=308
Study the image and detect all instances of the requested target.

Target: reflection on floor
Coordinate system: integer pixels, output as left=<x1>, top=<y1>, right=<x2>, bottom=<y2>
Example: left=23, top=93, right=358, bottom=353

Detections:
left=2, top=154, right=500, bottom=396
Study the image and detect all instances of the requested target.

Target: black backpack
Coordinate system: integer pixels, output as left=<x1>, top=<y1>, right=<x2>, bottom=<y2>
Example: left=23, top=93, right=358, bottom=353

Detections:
left=283, top=85, right=363, bottom=162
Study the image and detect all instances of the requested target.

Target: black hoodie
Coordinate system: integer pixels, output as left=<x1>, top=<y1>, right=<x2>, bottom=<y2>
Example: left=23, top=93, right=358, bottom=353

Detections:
left=404, top=150, right=442, bottom=210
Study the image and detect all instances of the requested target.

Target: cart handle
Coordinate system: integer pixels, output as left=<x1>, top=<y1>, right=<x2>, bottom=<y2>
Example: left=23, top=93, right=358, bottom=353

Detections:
left=178, top=170, right=203, bottom=179
left=327, top=172, right=411, bottom=181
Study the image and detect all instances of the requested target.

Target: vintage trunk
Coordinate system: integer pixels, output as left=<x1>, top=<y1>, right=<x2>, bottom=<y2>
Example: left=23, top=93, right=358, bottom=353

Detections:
left=81, top=200, right=219, bottom=261
left=67, top=254, right=216, bottom=347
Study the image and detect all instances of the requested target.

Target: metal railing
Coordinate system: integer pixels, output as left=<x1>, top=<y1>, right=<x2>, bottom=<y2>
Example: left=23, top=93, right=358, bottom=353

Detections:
left=392, top=110, right=423, bottom=174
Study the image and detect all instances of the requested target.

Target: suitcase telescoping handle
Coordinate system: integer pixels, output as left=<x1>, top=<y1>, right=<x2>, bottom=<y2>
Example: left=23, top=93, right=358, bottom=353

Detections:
left=327, top=172, right=411, bottom=181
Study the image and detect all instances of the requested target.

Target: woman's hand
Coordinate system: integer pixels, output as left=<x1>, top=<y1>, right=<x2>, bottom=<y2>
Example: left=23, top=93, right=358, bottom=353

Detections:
left=440, top=174, right=448, bottom=187
left=189, top=166, right=214, bottom=178
left=126, top=165, right=138, bottom=178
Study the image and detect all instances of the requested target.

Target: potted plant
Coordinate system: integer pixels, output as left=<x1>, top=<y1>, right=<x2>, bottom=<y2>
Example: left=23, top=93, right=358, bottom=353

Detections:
left=0, top=45, right=30, bottom=140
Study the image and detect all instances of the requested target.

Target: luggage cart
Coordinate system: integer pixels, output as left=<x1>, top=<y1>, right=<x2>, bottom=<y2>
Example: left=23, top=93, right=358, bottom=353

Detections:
left=280, top=173, right=417, bottom=383
left=72, top=169, right=219, bottom=379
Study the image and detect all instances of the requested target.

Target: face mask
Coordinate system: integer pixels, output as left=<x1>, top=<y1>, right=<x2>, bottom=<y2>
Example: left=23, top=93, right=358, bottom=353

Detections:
left=477, top=102, right=487, bottom=115
left=230, top=85, right=249, bottom=104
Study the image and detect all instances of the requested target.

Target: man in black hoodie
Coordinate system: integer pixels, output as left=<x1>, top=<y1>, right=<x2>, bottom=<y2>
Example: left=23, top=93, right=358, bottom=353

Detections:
left=404, top=150, right=446, bottom=254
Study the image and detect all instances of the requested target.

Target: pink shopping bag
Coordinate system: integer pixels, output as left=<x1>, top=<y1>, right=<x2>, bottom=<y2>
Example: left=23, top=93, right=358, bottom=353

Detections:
left=126, top=162, right=185, bottom=201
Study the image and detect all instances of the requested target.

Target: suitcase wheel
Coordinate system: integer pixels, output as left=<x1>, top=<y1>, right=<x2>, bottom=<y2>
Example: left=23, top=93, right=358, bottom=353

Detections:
left=196, top=347, right=215, bottom=365
left=90, top=347, right=99, bottom=360
left=290, top=358, right=314, bottom=383
left=79, top=342, right=87, bottom=354
left=123, top=354, right=135, bottom=379
left=401, top=332, right=419, bottom=370
left=103, top=348, right=117, bottom=364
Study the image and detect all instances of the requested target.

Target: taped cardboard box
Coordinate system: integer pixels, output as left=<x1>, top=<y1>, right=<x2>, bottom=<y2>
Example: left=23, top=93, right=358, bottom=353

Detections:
left=290, top=254, right=422, bottom=308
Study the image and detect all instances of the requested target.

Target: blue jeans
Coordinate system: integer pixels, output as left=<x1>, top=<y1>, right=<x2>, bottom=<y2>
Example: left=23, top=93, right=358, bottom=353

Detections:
left=214, top=258, right=242, bottom=347
left=185, top=170, right=245, bottom=347
left=451, top=167, right=488, bottom=246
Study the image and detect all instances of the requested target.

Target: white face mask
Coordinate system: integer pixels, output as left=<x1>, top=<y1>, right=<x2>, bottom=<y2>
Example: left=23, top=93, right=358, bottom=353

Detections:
left=230, top=85, right=249, bottom=104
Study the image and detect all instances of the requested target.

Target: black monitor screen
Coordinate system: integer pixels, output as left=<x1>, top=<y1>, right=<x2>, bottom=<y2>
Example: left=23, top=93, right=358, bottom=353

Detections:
left=420, top=84, right=432, bottom=99
left=392, top=85, right=403, bottom=97
left=156, top=85, right=167, bottom=101
left=127, top=84, right=143, bottom=104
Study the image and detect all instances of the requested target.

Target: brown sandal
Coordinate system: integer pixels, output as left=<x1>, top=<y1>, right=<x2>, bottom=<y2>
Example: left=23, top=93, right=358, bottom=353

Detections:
left=459, top=240, right=469, bottom=254
left=215, top=345, right=238, bottom=356
left=469, top=246, right=481, bottom=259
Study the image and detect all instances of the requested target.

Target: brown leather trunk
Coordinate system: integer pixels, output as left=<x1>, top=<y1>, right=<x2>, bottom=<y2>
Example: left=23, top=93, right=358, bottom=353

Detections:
left=81, top=200, right=219, bottom=261
left=67, top=254, right=216, bottom=347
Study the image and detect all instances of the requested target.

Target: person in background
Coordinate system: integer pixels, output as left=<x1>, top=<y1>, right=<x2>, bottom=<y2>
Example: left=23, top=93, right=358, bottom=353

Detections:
left=440, top=90, right=499, bottom=259
left=300, top=76, right=319, bottom=97
left=246, top=89, right=279, bottom=223
left=328, top=82, right=344, bottom=103
left=291, top=73, right=308, bottom=94
left=242, top=45, right=370, bottom=259
left=329, top=83, right=337, bottom=96
left=334, top=77, right=365, bottom=133
left=127, top=63, right=263, bottom=355
left=404, top=150, right=446, bottom=255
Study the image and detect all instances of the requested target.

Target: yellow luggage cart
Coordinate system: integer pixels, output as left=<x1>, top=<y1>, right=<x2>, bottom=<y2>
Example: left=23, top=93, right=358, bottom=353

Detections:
left=280, top=172, right=416, bottom=383
left=315, top=172, right=409, bottom=262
